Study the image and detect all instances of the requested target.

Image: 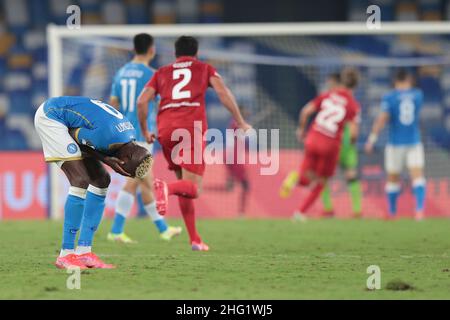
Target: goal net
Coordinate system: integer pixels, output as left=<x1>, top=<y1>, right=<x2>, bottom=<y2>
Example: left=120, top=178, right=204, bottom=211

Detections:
left=47, top=23, right=450, bottom=219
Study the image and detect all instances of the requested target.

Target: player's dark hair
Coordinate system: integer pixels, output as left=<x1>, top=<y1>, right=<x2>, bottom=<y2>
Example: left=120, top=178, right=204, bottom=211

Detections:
left=328, top=72, right=341, bottom=84
left=175, top=36, right=199, bottom=57
left=340, top=68, right=359, bottom=89
left=394, top=68, right=412, bottom=82
left=134, top=33, right=154, bottom=55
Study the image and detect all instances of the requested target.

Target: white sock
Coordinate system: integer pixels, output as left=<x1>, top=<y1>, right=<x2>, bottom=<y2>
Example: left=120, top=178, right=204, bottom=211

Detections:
left=145, top=201, right=163, bottom=221
left=115, top=190, right=135, bottom=218
left=60, top=249, right=75, bottom=257
left=75, top=246, right=92, bottom=255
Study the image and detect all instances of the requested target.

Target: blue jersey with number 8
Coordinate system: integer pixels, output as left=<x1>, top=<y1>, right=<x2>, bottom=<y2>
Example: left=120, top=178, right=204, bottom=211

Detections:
left=381, top=88, right=423, bottom=146
left=44, top=96, right=136, bottom=154
left=111, top=62, right=157, bottom=141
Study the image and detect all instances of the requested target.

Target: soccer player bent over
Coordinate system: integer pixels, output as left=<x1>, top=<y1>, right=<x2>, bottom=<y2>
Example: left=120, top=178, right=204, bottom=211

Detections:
left=108, top=33, right=181, bottom=243
left=34, top=96, right=152, bottom=269
left=365, top=69, right=426, bottom=221
left=283, top=68, right=361, bottom=220
left=137, top=36, right=251, bottom=251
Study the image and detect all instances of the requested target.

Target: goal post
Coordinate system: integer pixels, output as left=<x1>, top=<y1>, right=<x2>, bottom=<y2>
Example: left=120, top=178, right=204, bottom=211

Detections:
left=47, top=22, right=450, bottom=219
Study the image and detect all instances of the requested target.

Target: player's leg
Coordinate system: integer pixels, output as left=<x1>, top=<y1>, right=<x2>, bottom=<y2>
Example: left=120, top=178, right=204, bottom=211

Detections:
left=407, top=144, right=426, bottom=221
left=279, top=170, right=299, bottom=198
left=384, top=145, right=403, bottom=217
left=239, top=177, right=250, bottom=216
left=136, top=189, right=148, bottom=217
left=178, top=168, right=208, bottom=250
left=139, top=171, right=182, bottom=240
left=75, top=157, right=114, bottom=269
left=343, top=145, right=362, bottom=217
left=320, top=183, right=334, bottom=216
left=55, top=160, right=91, bottom=269
left=108, top=177, right=139, bottom=243
left=295, top=147, right=338, bottom=219
left=34, top=106, right=86, bottom=269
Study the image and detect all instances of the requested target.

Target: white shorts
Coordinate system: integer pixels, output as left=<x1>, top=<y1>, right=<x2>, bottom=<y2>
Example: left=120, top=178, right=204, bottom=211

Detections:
left=34, top=103, right=83, bottom=165
left=136, top=141, right=154, bottom=154
left=384, top=143, right=425, bottom=174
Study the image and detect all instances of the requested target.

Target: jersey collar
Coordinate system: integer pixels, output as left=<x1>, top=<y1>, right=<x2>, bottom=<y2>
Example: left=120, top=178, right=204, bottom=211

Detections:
left=175, top=56, right=197, bottom=62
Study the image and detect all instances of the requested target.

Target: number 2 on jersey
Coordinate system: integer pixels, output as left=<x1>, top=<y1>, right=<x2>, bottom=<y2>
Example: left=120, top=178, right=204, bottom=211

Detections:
left=172, top=68, right=192, bottom=100
left=315, top=98, right=346, bottom=134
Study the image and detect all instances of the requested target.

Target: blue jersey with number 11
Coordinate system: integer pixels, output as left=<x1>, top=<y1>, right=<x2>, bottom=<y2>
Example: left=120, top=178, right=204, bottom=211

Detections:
left=111, top=62, right=157, bottom=141
left=381, top=88, right=423, bottom=146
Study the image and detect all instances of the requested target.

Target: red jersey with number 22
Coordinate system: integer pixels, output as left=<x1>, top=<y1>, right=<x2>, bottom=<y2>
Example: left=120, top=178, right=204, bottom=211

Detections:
left=300, top=88, right=360, bottom=178
left=306, top=88, right=360, bottom=149
left=145, top=56, right=219, bottom=134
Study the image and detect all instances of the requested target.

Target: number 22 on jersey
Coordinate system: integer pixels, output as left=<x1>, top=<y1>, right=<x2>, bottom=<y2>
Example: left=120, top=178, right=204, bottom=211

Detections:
left=315, top=98, right=346, bottom=135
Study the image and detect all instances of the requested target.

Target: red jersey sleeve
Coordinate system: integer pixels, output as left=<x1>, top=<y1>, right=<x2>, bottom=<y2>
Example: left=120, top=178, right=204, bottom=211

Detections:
left=311, top=92, right=327, bottom=111
left=145, top=71, right=159, bottom=93
left=348, top=100, right=361, bottom=123
left=207, top=64, right=220, bottom=86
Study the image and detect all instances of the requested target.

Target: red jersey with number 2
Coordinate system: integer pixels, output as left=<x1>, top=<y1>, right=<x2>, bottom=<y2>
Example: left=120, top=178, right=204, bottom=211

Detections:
left=301, top=88, right=360, bottom=178
left=145, top=56, right=219, bottom=133
left=144, top=56, right=219, bottom=176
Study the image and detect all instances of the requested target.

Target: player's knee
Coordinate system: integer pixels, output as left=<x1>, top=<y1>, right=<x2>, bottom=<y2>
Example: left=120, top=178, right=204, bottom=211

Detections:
left=387, top=173, right=400, bottom=183
left=69, top=175, right=90, bottom=189
left=412, top=177, right=426, bottom=187
left=346, top=174, right=359, bottom=184
left=92, top=171, right=111, bottom=189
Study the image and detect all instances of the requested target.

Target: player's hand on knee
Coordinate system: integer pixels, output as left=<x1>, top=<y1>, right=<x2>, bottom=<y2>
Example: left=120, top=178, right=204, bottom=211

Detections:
left=104, top=156, right=131, bottom=177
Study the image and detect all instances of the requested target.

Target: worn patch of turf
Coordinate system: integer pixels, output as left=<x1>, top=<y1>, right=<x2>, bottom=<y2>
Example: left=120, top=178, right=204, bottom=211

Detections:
left=0, top=218, right=449, bottom=299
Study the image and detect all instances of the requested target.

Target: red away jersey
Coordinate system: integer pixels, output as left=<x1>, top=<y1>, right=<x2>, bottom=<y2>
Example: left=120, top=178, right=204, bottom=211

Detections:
left=145, top=56, right=219, bottom=134
left=306, top=88, right=360, bottom=149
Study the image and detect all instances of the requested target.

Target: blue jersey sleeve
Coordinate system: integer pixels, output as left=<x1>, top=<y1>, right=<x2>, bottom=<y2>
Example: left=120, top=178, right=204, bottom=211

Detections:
left=76, top=127, right=104, bottom=150
left=380, top=94, right=391, bottom=113
left=110, top=73, right=120, bottom=99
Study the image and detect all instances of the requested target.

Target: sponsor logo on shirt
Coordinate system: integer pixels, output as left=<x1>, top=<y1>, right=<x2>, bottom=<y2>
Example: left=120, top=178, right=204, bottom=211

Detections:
left=116, top=121, right=135, bottom=133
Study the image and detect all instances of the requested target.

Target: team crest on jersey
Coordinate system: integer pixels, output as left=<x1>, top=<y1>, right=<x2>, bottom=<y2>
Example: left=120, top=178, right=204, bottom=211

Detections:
left=67, top=143, right=78, bottom=154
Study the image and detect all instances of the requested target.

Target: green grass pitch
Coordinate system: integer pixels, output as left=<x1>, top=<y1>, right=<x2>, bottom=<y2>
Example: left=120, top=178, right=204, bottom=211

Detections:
left=0, top=218, right=449, bottom=299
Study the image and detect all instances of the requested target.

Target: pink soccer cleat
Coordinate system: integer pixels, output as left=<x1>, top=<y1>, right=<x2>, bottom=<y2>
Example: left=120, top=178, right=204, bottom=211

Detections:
left=153, top=179, right=169, bottom=215
left=55, top=254, right=88, bottom=270
left=191, top=241, right=210, bottom=252
left=76, top=252, right=115, bottom=269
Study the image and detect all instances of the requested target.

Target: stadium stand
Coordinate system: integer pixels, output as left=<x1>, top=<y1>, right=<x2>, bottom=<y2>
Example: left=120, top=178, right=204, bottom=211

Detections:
left=1, top=0, right=450, bottom=152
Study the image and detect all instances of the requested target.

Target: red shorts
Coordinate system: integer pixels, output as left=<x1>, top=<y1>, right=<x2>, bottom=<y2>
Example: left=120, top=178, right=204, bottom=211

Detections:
left=300, top=134, right=340, bottom=178
left=158, top=127, right=206, bottom=176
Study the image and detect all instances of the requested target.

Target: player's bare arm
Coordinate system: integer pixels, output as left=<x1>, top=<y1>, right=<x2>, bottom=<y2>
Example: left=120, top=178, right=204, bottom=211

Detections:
left=137, top=87, right=157, bottom=143
left=210, top=76, right=251, bottom=132
left=297, top=102, right=316, bottom=142
left=109, top=96, right=120, bottom=110
left=365, top=111, right=389, bottom=154
left=349, top=120, right=359, bottom=144
left=68, top=128, right=131, bottom=177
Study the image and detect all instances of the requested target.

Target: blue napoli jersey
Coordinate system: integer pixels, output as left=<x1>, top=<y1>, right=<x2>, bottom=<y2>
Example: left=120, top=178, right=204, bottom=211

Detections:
left=381, top=88, right=424, bottom=145
left=44, top=96, right=136, bottom=154
left=111, top=62, right=158, bottom=141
